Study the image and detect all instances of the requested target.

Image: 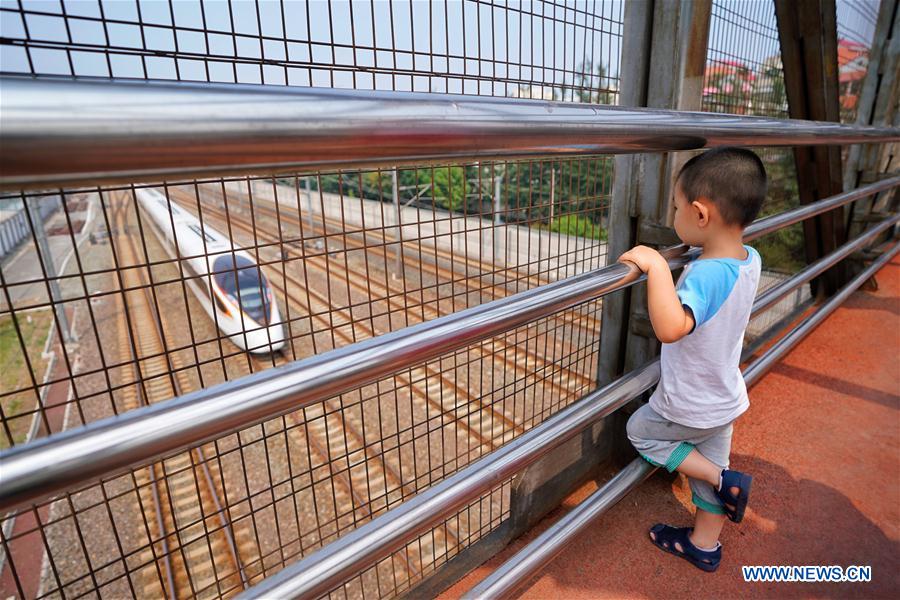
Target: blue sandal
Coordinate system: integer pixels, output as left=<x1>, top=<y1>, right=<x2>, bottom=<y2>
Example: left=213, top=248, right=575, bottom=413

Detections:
left=649, top=524, right=721, bottom=572
left=717, top=469, right=753, bottom=523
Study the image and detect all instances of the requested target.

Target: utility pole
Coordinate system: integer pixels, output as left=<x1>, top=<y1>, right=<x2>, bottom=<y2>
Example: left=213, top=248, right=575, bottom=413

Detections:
left=549, top=168, right=556, bottom=223
left=392, top=168, right=402, bottom=279
left=26, top=196, right=71, bottom=342
left=493, top=172, right=503, bottom=261
left=303, top=176, right=314, bottom=237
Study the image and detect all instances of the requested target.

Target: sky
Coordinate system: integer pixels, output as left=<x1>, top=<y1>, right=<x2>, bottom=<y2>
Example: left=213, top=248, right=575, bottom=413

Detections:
left=0, top=0, right=881, bottom=96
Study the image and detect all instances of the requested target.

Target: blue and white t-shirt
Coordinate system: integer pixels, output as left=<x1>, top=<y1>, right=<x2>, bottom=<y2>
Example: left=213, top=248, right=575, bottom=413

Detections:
left=648, top=245, right=762, bottom=428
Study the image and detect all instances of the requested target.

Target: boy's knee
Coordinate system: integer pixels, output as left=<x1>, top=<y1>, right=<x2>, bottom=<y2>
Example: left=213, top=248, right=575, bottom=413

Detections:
left=626, top=410, right=646, bottom=446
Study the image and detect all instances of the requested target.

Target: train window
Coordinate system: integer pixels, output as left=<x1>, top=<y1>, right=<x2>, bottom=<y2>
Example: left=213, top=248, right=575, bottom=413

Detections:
left=187, top=223, right=215, bottom=243
left=212, top=254, right=271, bottom=325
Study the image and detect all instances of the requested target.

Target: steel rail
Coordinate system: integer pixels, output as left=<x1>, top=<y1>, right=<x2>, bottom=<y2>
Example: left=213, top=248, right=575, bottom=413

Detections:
left=1, top=76, right=898, bottom=191
left=462, top=239, right=900, bottom=600
left=0, top=177, right=896, bottom=514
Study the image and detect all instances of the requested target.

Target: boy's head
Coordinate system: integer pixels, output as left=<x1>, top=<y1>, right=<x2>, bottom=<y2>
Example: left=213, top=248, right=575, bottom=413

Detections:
left=672, top=147, right=767, bottom=245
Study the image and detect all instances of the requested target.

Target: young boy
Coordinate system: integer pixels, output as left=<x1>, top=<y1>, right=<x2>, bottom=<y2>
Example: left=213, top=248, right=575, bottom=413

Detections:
left=618, top=147, right=765, bottom=572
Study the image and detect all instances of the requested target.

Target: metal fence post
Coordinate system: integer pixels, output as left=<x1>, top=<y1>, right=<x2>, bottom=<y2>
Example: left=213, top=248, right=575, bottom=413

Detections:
left=842, top=0, right=900, bottom=276
left=775, top=0, right=847, bottom=295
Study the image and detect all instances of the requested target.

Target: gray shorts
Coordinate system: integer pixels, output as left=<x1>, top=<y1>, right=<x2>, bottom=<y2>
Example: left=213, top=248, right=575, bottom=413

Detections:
left=626, top=403, right=732, bottom=515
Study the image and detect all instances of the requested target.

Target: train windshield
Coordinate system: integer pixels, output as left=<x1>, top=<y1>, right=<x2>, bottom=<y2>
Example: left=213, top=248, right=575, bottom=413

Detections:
left=212, top=254, right=272, bottom=324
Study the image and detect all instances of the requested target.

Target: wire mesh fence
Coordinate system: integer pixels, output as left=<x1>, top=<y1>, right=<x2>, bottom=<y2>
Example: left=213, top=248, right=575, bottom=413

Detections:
left=0, top=0, right=623, bottom=100
left=1, top=1, right=622, bottom=598
left=0, top=166, right=612, bottom=599
left=0, top=0, right=882, bottom=598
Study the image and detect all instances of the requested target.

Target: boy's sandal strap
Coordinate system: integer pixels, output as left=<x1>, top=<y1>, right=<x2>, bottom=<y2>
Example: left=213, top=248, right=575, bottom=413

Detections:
left=717, top=470, right=753, bottom=523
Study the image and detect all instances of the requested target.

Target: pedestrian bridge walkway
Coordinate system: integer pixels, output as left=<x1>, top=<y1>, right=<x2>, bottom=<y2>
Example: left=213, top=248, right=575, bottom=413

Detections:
left=444, top=257, right=900, bottom=599
left=1, top=63, right=897, bottom=600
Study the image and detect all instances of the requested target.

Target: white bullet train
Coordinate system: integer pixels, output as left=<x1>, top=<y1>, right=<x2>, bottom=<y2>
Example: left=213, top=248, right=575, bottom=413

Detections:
left=137, top=188, right=285, bottom=354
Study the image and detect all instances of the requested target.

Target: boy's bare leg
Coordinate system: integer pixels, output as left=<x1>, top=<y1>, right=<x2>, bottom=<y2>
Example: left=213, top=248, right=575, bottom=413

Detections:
left=690, top=509, right=727, bottom=549
left=648, top=449, right=732, bottom=550
left=673, top=449, right=721, bottom=487
left=676, top=449, right=742, bottom=501
left=672, top=449, right=739, bottom=548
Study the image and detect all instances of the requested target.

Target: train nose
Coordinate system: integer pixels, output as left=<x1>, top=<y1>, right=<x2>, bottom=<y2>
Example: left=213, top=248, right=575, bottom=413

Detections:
left=243, top=323, right=286, bottom=354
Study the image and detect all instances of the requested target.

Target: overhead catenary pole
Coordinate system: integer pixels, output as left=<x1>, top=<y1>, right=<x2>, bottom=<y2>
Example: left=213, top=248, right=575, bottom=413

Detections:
left=303, top=176, right=314, bottom=239
left=493, top=170, right=503, bottom=262
left=392, top=168, right=402, bottom=279
left=25, top=196, right=71, bottom=343
left=549, top=167, right=555, bottom=223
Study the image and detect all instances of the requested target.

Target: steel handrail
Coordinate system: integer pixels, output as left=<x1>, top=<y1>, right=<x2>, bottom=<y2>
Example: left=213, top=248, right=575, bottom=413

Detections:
left=461, top=458, right=656, bottom=600
left=1, top=76, right=898, bottom=190
left=0, top=176, right=896, bottom=514
left=462, top=239, right=900, bottom=600
left=234, top=226, right=900, bottom=600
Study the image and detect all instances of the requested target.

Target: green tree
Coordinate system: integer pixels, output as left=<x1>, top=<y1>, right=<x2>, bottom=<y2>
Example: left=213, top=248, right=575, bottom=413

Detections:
left=574, top=61, right=616, bottom=104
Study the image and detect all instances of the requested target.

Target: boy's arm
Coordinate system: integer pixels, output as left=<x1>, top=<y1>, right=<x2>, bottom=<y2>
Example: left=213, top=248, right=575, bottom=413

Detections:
left=618, top=245, right=695, bottom=343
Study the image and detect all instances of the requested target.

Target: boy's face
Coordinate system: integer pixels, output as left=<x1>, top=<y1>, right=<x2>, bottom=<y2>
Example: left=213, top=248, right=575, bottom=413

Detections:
left=672, top=181, right=705, bottom=246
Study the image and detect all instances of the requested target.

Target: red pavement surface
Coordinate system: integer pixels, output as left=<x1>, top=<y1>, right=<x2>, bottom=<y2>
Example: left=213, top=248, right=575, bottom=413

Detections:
left=443, top=257, right=900, bottom=599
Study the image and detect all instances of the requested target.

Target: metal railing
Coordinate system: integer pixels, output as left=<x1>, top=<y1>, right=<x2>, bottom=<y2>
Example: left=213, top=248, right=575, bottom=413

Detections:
left=3, top=174, right=897, bottom=514
left=463, top=228, right=900, bottom=600
left=1, top=163, right=896, bottom=599
left=234, top=192, right=900, bottom=600
left=1, top=76, right=897, bottom=191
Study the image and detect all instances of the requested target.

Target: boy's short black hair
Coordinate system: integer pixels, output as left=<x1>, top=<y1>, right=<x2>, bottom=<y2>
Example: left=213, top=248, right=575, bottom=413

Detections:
left=676, top=147, right=767, bottom=227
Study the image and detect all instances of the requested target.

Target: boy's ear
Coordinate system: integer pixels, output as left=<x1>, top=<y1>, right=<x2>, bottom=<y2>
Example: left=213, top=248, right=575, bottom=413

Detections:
left=691, top=198, right=711, bottom=228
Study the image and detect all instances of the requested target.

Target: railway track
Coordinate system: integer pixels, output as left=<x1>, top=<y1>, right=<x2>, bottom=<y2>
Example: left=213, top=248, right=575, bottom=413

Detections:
left=112, top=194, right=257, bottom=598
left=185, top=196, right=526, bottom=449
left=240, top=350, right=444, bottom=589
left=212, top=181, right=602, bottom=335
left=125, top=187, right=457, bottom=592
left=109, top=185, right=591, bottom=595
left=246, top=351, right=456, bottom=592
left=185, top=189, right=597, bottom=405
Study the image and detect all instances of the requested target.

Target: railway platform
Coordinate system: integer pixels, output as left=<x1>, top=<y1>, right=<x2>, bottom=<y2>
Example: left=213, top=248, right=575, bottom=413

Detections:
left=443, top=257, right=900, bottom=599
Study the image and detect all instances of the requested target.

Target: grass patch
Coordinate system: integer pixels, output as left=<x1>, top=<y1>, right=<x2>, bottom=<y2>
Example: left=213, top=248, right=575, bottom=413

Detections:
left=1, top=309, right=53, bottom=448
left=541, top=214, right=607, bottom=240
